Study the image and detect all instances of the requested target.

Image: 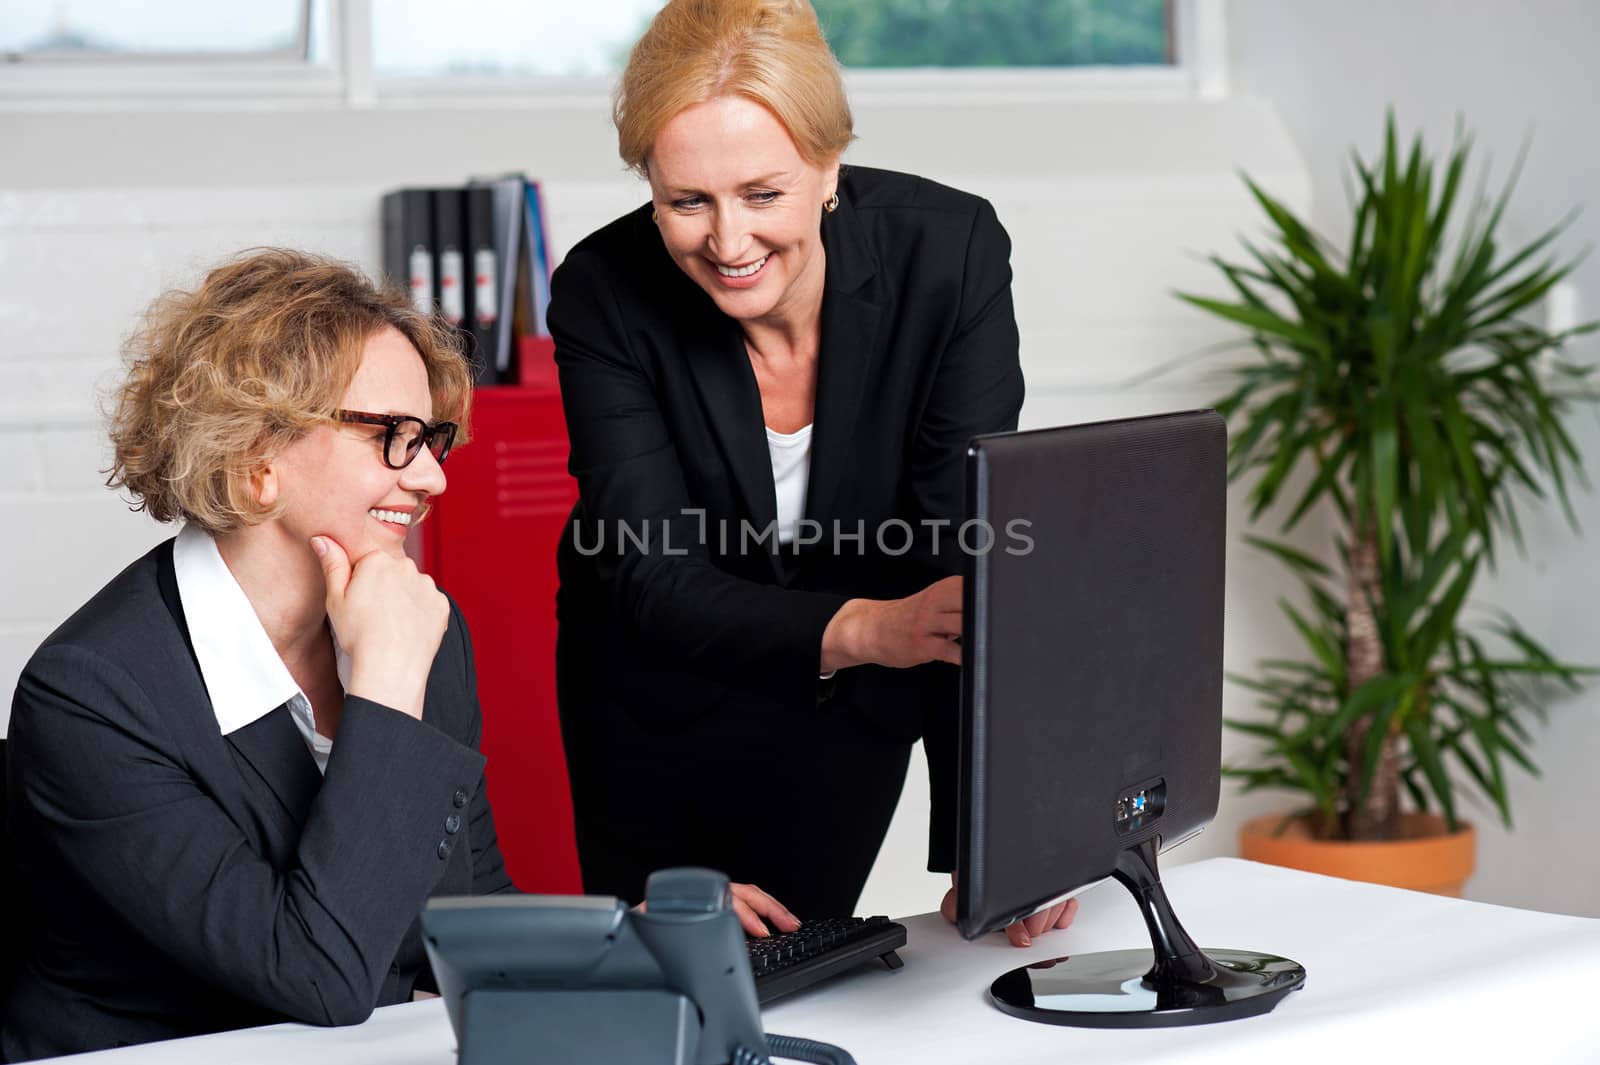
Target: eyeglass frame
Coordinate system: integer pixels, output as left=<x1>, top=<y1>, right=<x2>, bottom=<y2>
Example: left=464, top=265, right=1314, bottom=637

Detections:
left=336, top=410, right=459, bottom=469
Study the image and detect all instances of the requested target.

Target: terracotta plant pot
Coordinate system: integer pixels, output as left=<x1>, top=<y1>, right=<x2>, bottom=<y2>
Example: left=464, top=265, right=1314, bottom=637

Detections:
left=1239, top=812, right=1476, bottom=896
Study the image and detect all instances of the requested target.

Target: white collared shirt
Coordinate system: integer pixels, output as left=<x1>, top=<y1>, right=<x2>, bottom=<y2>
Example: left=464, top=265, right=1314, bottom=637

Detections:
left=172, top=523, right=346, bottom=773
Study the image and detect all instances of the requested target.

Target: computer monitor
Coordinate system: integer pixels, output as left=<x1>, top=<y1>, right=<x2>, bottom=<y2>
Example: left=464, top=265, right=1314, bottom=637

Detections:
left=956, top=410, right=1306, bottom=1027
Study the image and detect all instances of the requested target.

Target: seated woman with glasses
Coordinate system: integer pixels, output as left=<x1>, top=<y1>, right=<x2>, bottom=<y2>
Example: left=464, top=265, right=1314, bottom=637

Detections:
left=0, top=249, right=795, bottom=1062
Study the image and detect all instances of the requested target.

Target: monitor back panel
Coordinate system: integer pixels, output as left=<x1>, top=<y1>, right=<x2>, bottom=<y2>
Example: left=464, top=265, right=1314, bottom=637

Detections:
left=958, top=410, right=1226, bottom=937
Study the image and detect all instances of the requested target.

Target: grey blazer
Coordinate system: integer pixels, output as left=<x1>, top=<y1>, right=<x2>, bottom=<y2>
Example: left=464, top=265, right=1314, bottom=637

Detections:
left=1, top=539, right=514, bottom=1061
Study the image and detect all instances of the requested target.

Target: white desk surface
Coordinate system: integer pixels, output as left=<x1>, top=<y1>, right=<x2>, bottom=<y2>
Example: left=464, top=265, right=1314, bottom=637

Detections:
left=41, top=859, right=1600, bottom=1064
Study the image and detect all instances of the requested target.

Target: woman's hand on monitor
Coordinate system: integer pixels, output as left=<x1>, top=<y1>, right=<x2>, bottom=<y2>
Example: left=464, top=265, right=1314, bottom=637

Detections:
left=1004, top=897, right=1078, bottom=948
left=820, top=576, right=963, bottom=672
left=940, top=874, right=1079, bottom=948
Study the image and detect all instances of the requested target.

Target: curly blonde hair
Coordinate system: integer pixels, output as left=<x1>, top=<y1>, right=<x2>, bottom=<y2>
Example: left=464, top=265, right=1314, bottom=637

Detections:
left=106, top=247, right=473, bottom=533
left=614, top=0, right=855, bottom=175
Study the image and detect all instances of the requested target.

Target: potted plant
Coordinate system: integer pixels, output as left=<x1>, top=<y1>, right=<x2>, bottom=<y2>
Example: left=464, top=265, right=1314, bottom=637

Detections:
left=1179, top=115, right=1596, bottom=894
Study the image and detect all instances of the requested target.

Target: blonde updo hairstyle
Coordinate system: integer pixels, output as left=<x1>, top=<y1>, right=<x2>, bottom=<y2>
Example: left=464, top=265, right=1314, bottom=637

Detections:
left=107, top=247, right=473, bottom=533
left=614, top=0, right=855, bottom=174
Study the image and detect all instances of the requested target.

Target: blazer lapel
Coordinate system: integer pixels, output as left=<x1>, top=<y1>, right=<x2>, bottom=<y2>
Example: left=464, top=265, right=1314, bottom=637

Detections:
left=806, top=201, right=884, bottom=528
left=679, top=302, right=783, bottom=576
left=156, top=541, right=320, bottom=831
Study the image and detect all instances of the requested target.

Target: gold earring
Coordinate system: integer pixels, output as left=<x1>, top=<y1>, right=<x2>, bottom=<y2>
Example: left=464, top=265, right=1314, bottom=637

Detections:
left=652, top=208, right=660, bottom=224
left=823, top=192, right=839, bottom=213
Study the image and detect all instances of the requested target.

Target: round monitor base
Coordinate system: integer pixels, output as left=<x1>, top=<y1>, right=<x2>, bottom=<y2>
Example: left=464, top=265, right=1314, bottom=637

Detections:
left=989, top=948, right=1306, bottom=1029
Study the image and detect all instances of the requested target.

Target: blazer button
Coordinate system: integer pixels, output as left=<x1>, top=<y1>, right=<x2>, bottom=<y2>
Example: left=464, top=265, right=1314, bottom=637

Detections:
left=437, top=839, right=453, bottom=860
left=445, top=813, right=462, bottom=834
left=452, top=788, right=469, bottom=808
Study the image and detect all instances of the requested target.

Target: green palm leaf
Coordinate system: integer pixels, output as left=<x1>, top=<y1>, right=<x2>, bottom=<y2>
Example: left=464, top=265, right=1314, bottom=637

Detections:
left=1186, top=112, right=1596, bottom=839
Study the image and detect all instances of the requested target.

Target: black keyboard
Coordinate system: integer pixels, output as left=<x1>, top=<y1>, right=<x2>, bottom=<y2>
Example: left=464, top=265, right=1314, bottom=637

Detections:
left=748, top=915, right=907, bottom=1004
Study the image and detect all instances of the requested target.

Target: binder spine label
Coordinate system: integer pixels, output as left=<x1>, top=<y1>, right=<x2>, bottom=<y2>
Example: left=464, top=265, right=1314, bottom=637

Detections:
left=439, top=249, right=466, bottom=325
left=474, top=249, right=499, bottom=326
left=409, top=245, right=435, bottom=312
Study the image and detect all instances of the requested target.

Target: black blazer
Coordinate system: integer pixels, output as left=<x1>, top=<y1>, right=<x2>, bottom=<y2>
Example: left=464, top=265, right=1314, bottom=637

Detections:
left=1, top=540, right=513, bottom=1061
left=550, top=166, right=1024, bottom=874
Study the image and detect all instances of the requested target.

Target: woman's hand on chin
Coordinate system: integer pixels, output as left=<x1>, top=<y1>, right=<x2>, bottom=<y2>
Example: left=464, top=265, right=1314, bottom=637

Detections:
left=312, top=534, right=449, bottom=719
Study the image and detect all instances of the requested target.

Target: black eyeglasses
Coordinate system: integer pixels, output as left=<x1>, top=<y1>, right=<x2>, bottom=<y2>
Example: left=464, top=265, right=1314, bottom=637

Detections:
left=337, top=410, right=458, bottom=469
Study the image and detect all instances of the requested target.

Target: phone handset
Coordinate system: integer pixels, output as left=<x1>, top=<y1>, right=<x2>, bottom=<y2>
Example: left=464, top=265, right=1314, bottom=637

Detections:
left=634, top=868, right=858, bottom=1065
left=631, top=869, right=768, bottom=1061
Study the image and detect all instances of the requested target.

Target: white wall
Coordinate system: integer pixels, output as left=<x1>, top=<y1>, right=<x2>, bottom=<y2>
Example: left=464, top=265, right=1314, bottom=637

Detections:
left=5, top=4, right=1594, bottom=922
left=1227, top=0, right=1600, bottom=919
left=2, top=93, right=1314, bottom=923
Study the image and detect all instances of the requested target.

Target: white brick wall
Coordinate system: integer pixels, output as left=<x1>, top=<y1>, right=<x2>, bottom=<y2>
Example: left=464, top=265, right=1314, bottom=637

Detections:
left=0, top=182, right=1301, bottom=679
left=0, top=186, right=376, bottom=702
left=1, top=96, right=1322, bottom=921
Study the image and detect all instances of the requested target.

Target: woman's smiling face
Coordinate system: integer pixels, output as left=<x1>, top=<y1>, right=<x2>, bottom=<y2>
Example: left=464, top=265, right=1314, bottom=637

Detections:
left=269, top=326, right=447, bottom=565
left=646, top=95, right=840, bottom=328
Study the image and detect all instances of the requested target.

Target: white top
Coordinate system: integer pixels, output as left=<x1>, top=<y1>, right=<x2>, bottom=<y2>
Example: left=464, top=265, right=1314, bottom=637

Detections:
left=53, top=859, right=1600, bottom=1064
left=172, top=523, right=348, bottom=774
left=766, top=422, right=814, bottom=546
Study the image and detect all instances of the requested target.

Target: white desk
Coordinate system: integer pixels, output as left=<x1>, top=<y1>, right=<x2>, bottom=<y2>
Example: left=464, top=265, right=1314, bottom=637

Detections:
left=41, top=859, right=1600, bottom=1064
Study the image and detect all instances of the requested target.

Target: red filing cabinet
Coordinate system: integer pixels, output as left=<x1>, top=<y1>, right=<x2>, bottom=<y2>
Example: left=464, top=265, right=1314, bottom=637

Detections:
left=413, top=354, right=583, bottom=894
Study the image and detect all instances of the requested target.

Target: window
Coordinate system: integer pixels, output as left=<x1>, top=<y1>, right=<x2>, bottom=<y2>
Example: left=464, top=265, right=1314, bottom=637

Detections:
left=1, top=0, right=311, bottom=61
left=372, top=0, right=660, bottom=79
left=369, top=0, right=1171, bottom=80
left=816, top=0, right=1171, bottom=69
left=1, top=0, right=1206, bottom=104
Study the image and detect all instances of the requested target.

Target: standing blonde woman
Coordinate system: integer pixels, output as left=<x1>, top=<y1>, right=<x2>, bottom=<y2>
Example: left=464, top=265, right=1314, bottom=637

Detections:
left=551, top=0, right=1074, bottom=944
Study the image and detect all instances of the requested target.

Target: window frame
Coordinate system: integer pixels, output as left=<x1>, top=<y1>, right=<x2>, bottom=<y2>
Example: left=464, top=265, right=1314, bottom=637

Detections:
left=0, top=0, right=341, bottom=106
left=0, top=0, right=1226, bottom=109
left=2, top=0, right=313, bottom=64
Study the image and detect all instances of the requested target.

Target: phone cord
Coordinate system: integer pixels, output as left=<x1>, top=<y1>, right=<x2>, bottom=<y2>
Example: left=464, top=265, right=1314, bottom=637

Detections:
left=733, top=1034, right=858, bottom=1065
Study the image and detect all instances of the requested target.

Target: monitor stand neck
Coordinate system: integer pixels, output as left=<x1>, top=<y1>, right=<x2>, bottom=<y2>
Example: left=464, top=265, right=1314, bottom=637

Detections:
left=1113, top=837, right=1215, bottom=988
left=986, top=836, right=1306, bottom=1028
